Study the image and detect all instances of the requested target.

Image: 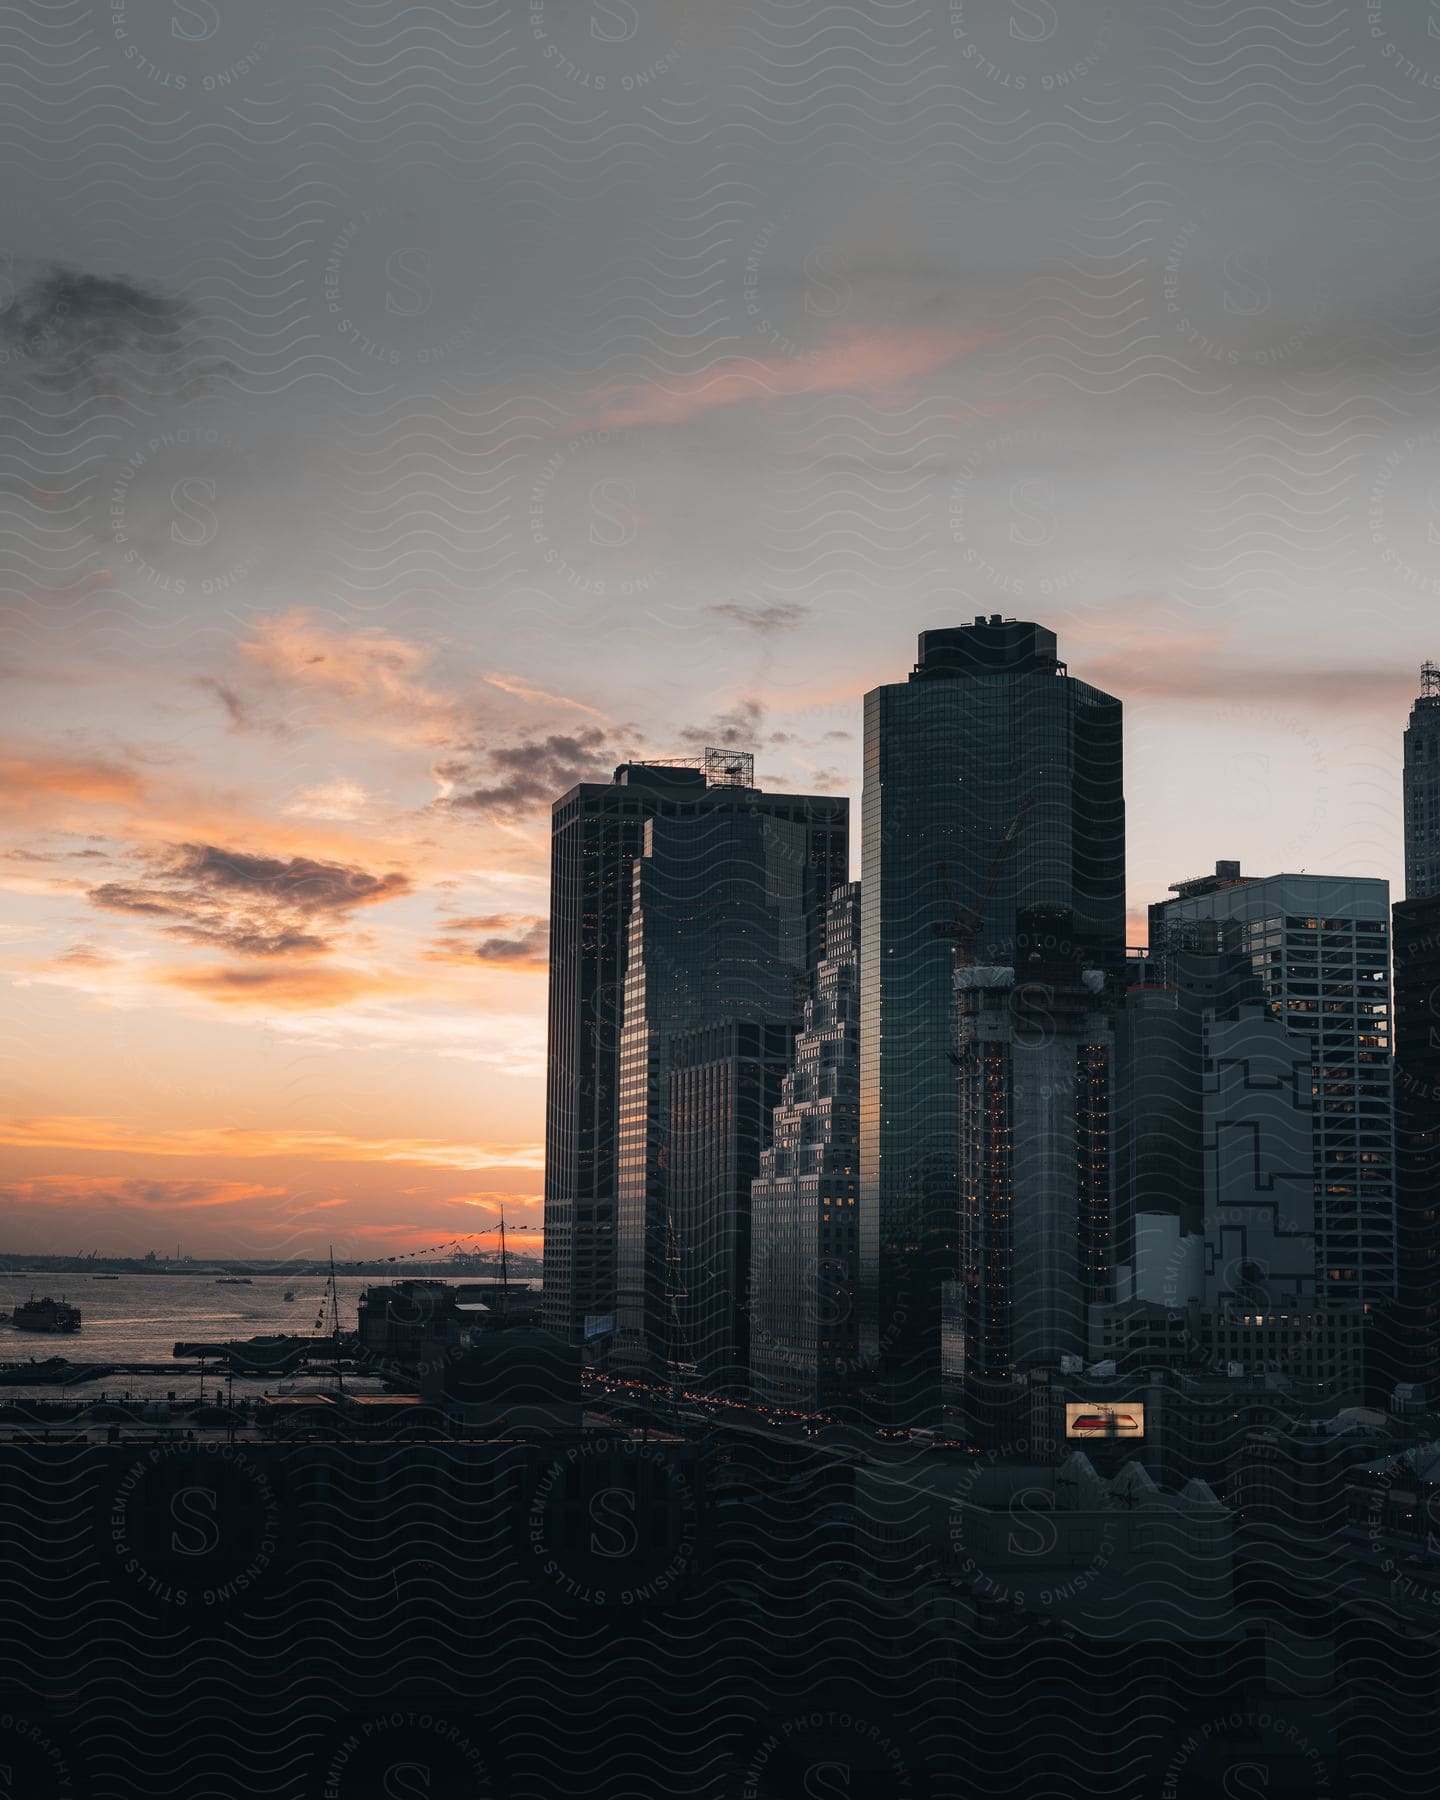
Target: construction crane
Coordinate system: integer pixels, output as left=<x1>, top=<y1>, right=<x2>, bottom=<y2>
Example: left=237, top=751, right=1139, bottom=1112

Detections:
left=933, top=796, right=1035, bottom=964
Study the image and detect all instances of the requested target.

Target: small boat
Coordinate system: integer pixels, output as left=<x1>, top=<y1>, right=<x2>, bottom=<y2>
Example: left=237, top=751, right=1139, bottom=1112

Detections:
left=11, top=1296, right=82, bottom=1333
left=215, top=1277, right=253, bottom=1286
left=0, top=1356, right=89, bottom=1386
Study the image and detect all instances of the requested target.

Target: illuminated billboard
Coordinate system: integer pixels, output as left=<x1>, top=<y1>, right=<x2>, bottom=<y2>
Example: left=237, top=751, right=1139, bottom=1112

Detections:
left=1065, top=1402, right=1145, bottom=1439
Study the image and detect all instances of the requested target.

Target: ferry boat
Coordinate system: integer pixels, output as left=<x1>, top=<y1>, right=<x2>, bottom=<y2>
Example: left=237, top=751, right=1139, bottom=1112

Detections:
left=11, top=1296, right=81, bottom=1333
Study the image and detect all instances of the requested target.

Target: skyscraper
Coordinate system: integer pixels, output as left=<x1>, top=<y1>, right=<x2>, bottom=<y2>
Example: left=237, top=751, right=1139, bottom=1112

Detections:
left=750, top=881, right=862, bottom=1410
left=950, top=907, right=1113, bottom=1427
left=859, top=618, right=1125, bottom=1419
left=1390, top=665, right=1440, bottom=1396
left=1148, top=864, right=1396, bottom=1307
left=667, top=1018, right=796, bottom=1392
left=543, top=751, right=845, bottom=1346
left=1114, top=937, right=1317, bottom=1315
left=609, top=782, right=847, bottom=1372
left=1403, top=661, right=1440, bottom=902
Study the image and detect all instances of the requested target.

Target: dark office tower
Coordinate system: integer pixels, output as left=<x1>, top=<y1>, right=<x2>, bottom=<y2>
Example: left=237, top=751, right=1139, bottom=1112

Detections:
left=1391, top=665, right=1440, bottom=1398
left=1403, top=661, right=1440, bottom=901
left=611, top=790, right=848, bottom=1373
left=750, top=882, right=862, bottom=1410
left=667, top=1019, right=795, bottom=1392
left=543, top=750, right=845, bottom=1347
left=1150, top=864, right=1396, bottom=1307
left=950, top=909, right=1113, bottom=1430
left=1112, top=936, right=1320, bottom=1310
left=859, top=618, right=1125, bottom=1421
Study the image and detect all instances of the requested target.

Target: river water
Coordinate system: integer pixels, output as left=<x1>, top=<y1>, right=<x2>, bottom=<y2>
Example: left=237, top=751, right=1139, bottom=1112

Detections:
left=0, top=1270, right=534, bottom=1400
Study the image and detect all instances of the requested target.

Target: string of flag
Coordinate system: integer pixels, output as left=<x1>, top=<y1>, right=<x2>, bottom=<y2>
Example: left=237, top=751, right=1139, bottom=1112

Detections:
left=298, top=1226, right=543, bottom=1333
left=351, top=1227, right=538, bottom=1268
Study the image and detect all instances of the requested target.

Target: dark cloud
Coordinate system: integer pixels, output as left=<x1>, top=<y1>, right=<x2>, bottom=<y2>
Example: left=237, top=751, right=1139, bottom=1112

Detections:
left=427, top=914, right=549, bottom=969
left=709, top=601, right=811, bottom=634
left=196, top=678, right=260, bottom=733
left=437, top=729, right=613, bottom=819
left=86, top=843, right=411, bottom=958
left=0, top=264, right=224, bottom=394
left=678, top=699, right=763, bottom=751
left=175, top=844, right=408, bottom=910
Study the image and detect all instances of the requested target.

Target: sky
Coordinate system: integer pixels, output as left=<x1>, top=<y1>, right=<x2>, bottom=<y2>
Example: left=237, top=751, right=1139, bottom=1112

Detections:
left=2, top=0, right=1438, bottom=1258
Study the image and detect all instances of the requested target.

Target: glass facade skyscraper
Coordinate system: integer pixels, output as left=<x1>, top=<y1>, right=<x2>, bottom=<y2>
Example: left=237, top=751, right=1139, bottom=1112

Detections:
left=750, top=881, right=862, bottom=1409
left=610, top=789, right=847, bottom=1372
left=667, top=1017, right=796, bottom=1392
left=859, top=618, right=1125, bottom=1420
left=951, top=908, right=1113, bottom=1423
left=1391, top=667, right=1440, bottom=1396
left=543, top=755, right=845, bottom=1346
left=1403, top=663, right=1440, bottom=902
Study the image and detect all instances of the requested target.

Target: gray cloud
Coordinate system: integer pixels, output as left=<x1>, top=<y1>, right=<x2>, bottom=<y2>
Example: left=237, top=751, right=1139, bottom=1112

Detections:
left=0, top=263, right=223, bottom=393
left=709, top=601, right=811, bottom=634
left=437, top=729, right=614, bottom=819
left=427, top=913, right=549, bottom=969
left=87, top=843, right=411, bottom=958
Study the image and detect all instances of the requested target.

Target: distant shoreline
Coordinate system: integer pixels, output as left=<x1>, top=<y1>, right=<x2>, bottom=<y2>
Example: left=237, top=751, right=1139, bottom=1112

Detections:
left=0, top=1255, right=544, bottom=1280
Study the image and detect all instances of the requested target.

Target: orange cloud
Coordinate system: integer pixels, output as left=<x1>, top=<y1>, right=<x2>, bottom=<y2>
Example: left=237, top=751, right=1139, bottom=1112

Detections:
left=0, top=1174, right=286, bottom=1211
left=1068, top=599, right=1411, bottom=712
left=0, top=1114, right=544, bottom=1171
left=159, top=961, right=403, bottom=1009
left=484, top=674, right=604, bottom=717
left=0, top=750, right=145, bottom=812
left=238, top=611, right=459, bottom=748
left=574, top=323, right=991, bottom=433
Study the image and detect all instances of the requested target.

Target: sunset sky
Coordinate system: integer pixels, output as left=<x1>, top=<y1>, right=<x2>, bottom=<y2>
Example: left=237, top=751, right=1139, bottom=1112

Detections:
left=3, top=0, right=1438, bottom=1257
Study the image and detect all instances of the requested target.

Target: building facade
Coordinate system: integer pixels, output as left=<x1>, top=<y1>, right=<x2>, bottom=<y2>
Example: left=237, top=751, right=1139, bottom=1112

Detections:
left=611, top=789, right=848, bottom=1371
left=1403, top=661, right=1440, bottom=902
left=949, top=909, right=1113, bottom=1425
left=1147, top=865, right=1396, bottom=1307
left=1389, top=664, right=1440, bottom=1394
left=749, top=882, right=862, bottom=1409
left=542, top=753, right=845, bottom=1345
left=667, top=1018, right=795, bottom=1392
left=859, top=618, right=1125, bottom=1420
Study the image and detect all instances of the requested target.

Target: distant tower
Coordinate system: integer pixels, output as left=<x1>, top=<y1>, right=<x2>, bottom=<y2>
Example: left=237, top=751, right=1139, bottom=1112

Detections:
left=1391, top=664, right=1440, bottom=1397
left=1404, top=660, right=1440, bottom=901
